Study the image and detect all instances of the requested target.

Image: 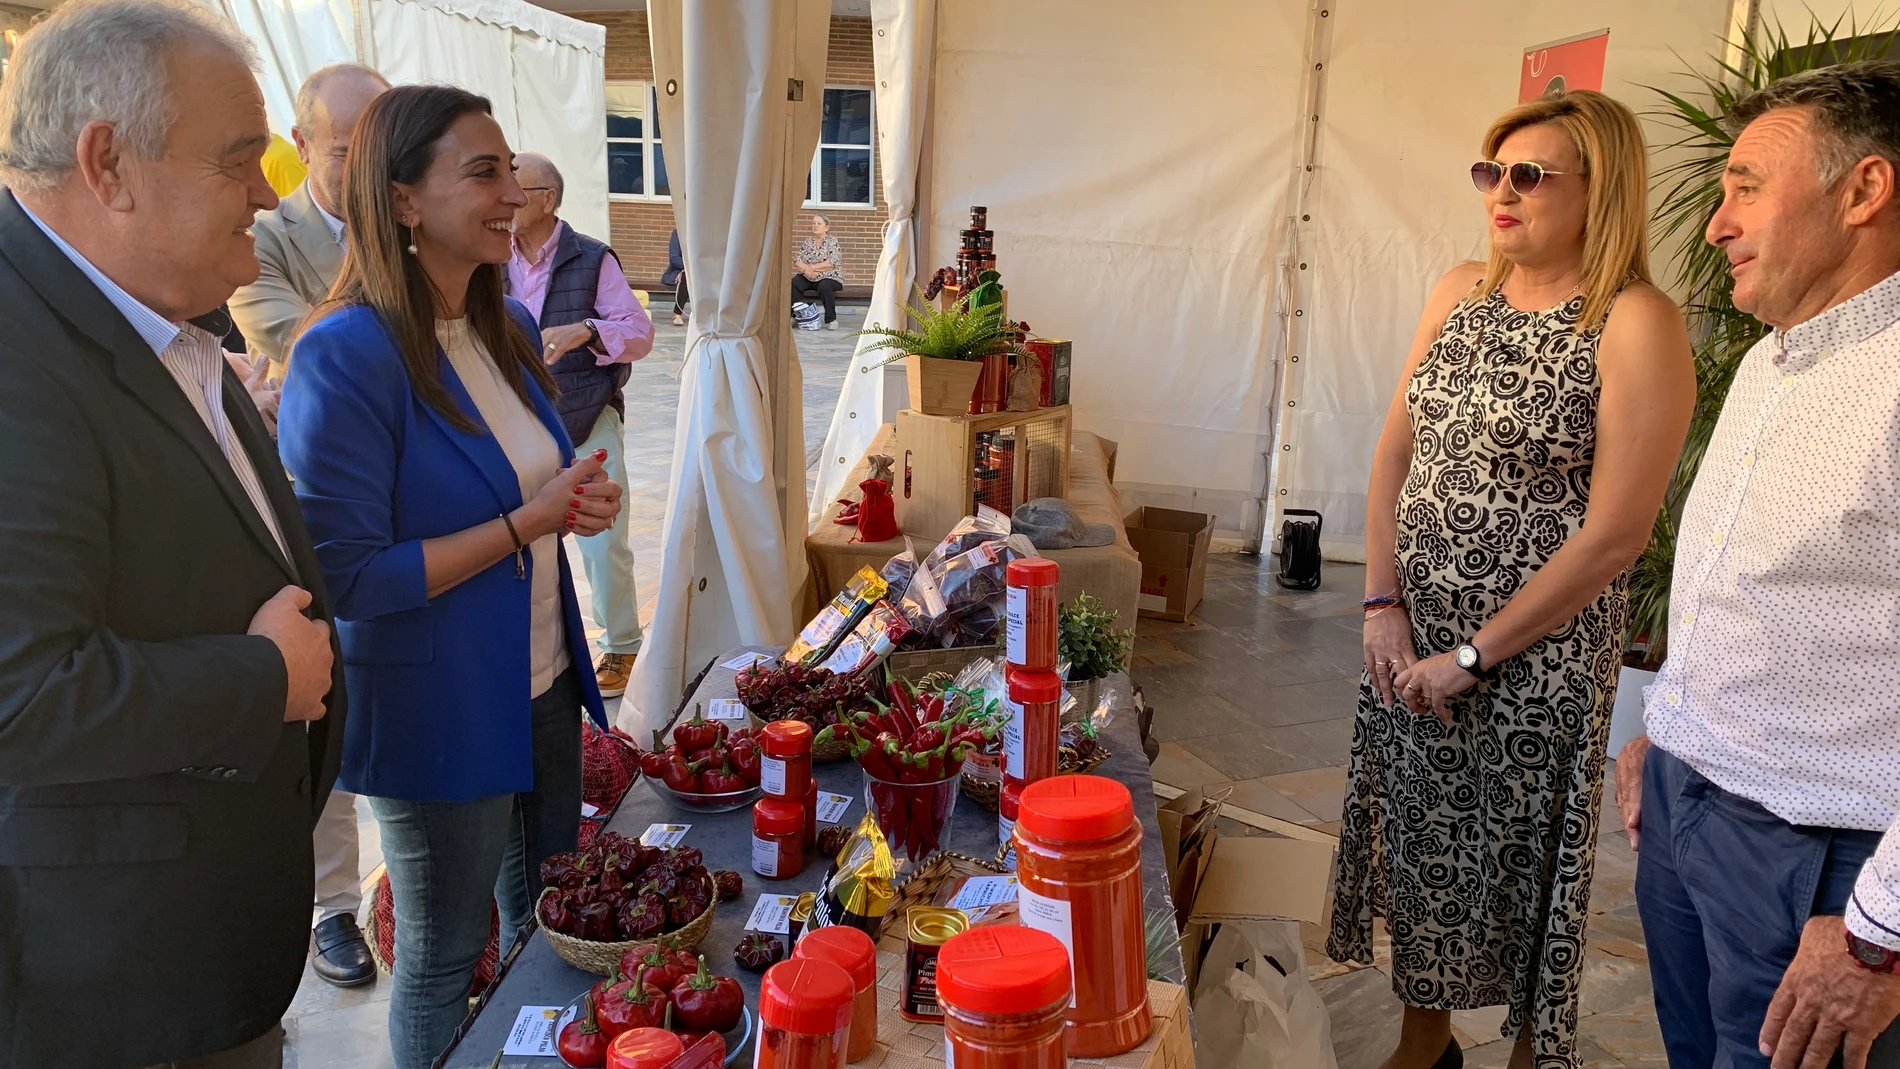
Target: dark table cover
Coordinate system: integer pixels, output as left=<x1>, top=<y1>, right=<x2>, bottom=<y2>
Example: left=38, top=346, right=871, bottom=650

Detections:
left=441, top=649, right=1178, bottom=1068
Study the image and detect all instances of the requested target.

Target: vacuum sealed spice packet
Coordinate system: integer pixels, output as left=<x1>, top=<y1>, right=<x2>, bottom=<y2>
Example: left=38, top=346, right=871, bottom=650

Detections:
left=785, top=567, right=888, bottom=665
left=922, top=505, right=1011, bottom=574
left=809, top=813, right=897, bottom=939
left=817, top=600, right=915, bottom=676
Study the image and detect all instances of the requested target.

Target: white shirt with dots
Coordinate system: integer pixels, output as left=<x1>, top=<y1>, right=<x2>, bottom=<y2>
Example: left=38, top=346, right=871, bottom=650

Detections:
left=1646, top=267, right=1900, bottom=948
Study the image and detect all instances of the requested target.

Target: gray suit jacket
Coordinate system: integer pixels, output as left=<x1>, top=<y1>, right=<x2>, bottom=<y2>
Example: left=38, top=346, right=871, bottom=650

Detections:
left=0, top=190, right=346, bottom=1068
left=230, top=182, right=344, bottom=367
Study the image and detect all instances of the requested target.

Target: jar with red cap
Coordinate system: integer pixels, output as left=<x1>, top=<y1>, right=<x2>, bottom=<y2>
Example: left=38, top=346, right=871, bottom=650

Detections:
left=998, top=778, right=1022, bottom=870
left=1005, top=557, right=1060, bottom=672
left=753, top=796, right=805, bottom=880
left=607, top=1026, right=683, bottom=1069
left=792, top=925, right=878, bottom=1062
left=1012, top=774, right=1152, bottom=1057
left=755, top=958, right=855, bottom=1069
left=1003, top=668, right=1061, bottom=785
left=936, top=926, right=1073, bottom=1069
left=759, top=720, right=813, bottom=800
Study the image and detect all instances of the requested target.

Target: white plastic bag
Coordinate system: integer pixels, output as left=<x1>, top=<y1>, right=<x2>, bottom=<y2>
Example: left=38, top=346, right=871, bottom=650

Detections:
left=1192, top=920, right=1338, bottom=1069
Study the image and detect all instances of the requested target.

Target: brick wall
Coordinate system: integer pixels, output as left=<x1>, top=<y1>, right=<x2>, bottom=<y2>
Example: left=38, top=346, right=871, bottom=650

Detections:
left=568, top=12, right=888, bottom=294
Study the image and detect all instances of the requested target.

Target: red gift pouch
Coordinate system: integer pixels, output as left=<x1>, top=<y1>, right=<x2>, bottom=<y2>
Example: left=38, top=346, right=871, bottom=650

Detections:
left=853, top=478, right=898, bottom=542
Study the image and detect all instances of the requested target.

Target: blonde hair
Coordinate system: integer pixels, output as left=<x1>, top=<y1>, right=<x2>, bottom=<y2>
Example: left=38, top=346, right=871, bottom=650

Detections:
left=1474, top=89, right=1651, bottom=332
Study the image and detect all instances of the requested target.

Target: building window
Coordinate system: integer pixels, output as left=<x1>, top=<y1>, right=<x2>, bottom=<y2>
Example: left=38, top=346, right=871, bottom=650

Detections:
left=607, top=81, right=667, bottom=199
left=805, top=86, right=873, bottom=207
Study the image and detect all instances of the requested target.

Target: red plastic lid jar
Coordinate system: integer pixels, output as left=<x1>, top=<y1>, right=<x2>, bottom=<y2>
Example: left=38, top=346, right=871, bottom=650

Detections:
left=1006, top=558, right=1060, bottom=587
left=1005, top=558, right=1061, bottom=673
left=607, top=1027, right=684, bottom=1069
left=1006, top=667, right=1062, bottom=706
left=1017, top=774, right=1135, bottom=842
left=760, top=719, right=814, bottom=756
left=936, top=925, right=1072, bottom=1014
left=759, top=958, right=856, bottom=1035
left=792, top=925, right=877, bottom=990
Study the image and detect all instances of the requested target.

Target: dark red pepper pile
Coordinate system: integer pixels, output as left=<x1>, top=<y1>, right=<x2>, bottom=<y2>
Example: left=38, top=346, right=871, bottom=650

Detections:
left=734, top=660, right=882, bottom=732
left=535, top=832, right=715, bottom=943
left=635, top=706, right=763, bottom=798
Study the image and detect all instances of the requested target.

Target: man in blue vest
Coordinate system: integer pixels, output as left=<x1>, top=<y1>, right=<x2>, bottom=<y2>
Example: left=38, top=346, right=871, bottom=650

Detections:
left=508, top=153, right=655, bottom=697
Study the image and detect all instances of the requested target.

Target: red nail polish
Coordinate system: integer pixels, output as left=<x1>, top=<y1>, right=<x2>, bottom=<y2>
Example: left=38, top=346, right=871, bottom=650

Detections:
left=593, top=448, right=608, bottom=461
left=569, top=498, right=581, bottom=508
left=566, top=511, right=577, bottom=522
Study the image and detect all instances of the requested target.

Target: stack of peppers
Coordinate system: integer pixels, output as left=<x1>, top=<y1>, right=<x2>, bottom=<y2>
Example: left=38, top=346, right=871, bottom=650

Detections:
left=814, top=671, right=1003, bottom=863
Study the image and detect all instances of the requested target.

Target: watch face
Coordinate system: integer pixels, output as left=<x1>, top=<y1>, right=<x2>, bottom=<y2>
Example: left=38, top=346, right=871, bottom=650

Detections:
left=1857, top=940, right=1890, bottom=965
left=1457, top=645, right=1479, bottom=670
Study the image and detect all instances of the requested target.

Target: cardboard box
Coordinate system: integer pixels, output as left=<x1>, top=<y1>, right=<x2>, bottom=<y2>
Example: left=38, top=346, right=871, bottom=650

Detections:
left=1159, top=787, right=1336, bottom=995
left=1126, top=507, right=1213, bottom=621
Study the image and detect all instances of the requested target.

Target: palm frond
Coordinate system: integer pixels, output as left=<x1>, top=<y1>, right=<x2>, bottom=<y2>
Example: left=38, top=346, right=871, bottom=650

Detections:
left=850, top=285, right=1023, bottom=366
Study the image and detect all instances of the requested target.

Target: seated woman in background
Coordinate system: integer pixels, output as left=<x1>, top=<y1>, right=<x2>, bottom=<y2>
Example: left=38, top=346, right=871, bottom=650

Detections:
left=791, top=211, right=844, bottom=329
left=278, top=84, right=623, bottom=1069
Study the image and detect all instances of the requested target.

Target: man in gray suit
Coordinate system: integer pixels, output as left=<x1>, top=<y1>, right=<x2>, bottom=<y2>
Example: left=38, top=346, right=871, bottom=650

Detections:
left=230, top=63, right=385, bottom=989
left=229, top=63, right=387, bottom=370
left=0, top=1, right=342, bottom=1066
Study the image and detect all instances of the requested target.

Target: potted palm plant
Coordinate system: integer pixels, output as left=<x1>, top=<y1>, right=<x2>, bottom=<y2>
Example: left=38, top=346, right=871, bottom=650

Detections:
left=854, top=285, right=1027, bottom=417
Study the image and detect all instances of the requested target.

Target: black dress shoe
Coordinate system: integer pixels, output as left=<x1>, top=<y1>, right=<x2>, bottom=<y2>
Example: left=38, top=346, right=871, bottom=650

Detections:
left=1433, top=1038, right=1464, bottom=1069
left=311, top=913, right=377, bottom=987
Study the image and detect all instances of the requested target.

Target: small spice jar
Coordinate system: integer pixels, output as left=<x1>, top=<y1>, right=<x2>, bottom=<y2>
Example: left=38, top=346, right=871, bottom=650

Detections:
left=756, top=958, right=855, bottom=1069
left=759, top=720, right=813, bottom=801
left=1005, top=558, right=1060, bottom=671
left=901, top=906, right=969, bottom=1021
left=936, top=926, right=1073, bottom=1069
left=753, top=796, right=806, bottom=880
left=793, top=925, right=879, bottom=1062
left=607, top=1026, right=684, bottom=1069
left=1014, top=775, right=1152, bottom=1057
left=1003, top=668, right=1062, bottom=785
left=998, top=778, right=1022, bottom=869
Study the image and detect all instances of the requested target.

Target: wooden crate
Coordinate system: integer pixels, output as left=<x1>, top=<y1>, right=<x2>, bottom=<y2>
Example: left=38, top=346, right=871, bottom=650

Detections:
left=893, top=405, right=1073, bottom=542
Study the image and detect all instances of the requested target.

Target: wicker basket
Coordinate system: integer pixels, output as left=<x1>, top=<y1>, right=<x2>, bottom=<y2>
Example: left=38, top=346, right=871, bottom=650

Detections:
left=957, top=745, right=1113, bottom=813
left=886, top=645, right=1000, bottom=685
left=813, top=729, right=853, bottom=764
left=876, top=851, right=1008, bottom=940
left=535, top=873, right=718, bottom=976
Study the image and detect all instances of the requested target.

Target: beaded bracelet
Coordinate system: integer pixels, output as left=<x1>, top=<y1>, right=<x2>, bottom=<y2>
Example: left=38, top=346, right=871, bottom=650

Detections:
left=1362, top=593, right=1403, bottom=611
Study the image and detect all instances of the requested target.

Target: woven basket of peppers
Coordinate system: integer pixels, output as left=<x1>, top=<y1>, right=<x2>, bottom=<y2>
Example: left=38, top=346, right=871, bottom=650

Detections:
left=959, top=720, right=1113, bottom=813
left=535, top=833, right=723, bottom=975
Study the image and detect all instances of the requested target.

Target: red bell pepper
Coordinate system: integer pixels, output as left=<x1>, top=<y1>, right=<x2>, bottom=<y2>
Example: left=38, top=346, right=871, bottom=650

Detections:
left=700, top=763, right=746, bottom=795
left=670, top=956, right=745, bottom=1034
left=594, top=978, right=670, bottom=1038
left=673, top=704, right=726, bottom=751
left=557, top=992, right=609, bottom=1068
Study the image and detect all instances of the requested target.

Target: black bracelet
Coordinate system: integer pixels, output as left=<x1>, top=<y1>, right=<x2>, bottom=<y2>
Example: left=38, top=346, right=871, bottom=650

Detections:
left=499, top=511, right=526, bottom=580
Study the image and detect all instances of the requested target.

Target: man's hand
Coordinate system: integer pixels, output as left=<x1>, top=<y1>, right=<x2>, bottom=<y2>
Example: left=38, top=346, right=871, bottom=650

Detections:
left=248, top=585, right=333, bottom=723
left=227, top=352, right=281, bottom=436
left=540, top=323, right=595, bottom=364
left=1615, top=735, right=1650, bottom=851
left=1761, top=915, right=1900, bottom=1069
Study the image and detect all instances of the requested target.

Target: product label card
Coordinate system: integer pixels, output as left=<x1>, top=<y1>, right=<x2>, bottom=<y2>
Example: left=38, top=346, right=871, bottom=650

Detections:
left=947, top=875, right=1019, bottom=912
left=1017, top=886, right=1077, bottom=1007
left=760, top=755, right=787, bottom=796
left=815, top=791, right=852, bottom=824
left=745, top=893, right=798, bottom=934
left=580, top=801, right=600, bottom=818
left=707, top=698, right=749, bottom=721
left=639, top=823, right=691, bottom=848
left=722, top=651, right=773, bottom=671
left=501, top=1005, right=565, bottom=1056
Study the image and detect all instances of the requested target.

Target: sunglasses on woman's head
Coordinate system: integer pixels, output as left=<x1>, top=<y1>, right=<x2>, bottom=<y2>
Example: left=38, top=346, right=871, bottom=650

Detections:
left=1470, top=160, right=1576, bottom=196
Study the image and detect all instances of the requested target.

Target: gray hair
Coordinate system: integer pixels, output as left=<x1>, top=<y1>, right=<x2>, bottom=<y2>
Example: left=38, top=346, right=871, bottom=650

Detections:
left=293, top=63, right=389, bottom=137
left=517, top=152, right=563, bottom=210
left=0, top=0, right=257, bottom=194
left=1729, top=60, right=1900, bottom=190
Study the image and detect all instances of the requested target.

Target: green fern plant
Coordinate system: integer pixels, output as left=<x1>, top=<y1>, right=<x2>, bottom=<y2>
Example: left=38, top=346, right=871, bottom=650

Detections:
left=851, top=285, right=1025, bottom=366
left=1630, top=12, right=1900, bottom=664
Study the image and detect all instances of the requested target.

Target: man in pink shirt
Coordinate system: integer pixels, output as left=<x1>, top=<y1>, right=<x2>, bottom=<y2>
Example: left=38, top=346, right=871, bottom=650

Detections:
left=507, top=153, right=655, bottom=697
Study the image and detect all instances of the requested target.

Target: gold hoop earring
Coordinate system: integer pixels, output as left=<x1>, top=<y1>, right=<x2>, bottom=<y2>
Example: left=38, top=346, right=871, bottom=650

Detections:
left=405, top=224, right=418, bottom=256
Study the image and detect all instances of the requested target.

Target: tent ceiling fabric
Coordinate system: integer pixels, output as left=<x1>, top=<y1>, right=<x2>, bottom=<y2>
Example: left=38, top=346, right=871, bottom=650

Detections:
left=623, top=0, right=827, bottom=733
left=810, top=0, right=936, bottom=526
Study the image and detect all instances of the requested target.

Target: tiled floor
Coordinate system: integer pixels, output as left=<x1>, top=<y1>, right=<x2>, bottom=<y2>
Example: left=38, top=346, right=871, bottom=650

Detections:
left=1129, top=553, right=1665, bottom=1068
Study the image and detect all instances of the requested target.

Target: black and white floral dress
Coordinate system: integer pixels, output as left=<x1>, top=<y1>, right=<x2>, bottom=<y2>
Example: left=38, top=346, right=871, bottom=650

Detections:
left=1326, top=289, right=1628, bottom=1069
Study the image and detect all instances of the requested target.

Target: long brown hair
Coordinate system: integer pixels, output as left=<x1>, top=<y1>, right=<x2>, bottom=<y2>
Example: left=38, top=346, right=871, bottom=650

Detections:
left=1474, top=90, right=1651, bottom=332
left=317, top=84, right=553, bottom=434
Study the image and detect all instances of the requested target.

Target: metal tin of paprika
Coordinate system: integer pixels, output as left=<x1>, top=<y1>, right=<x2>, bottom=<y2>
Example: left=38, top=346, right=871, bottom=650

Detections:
left=901, top=906, right=970, bottom=1021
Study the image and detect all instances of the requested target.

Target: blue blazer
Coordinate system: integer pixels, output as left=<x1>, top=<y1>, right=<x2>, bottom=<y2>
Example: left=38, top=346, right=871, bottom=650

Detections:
left=278, top=299, right=607, bottom=803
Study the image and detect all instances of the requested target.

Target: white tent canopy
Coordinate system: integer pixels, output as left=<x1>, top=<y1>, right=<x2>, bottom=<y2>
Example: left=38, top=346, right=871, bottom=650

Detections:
left=208, top=0, right=609, bottom=239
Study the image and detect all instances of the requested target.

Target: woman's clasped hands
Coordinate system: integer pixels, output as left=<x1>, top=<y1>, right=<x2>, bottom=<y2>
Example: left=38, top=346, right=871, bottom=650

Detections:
left=523, top=448, right=622, bottom=539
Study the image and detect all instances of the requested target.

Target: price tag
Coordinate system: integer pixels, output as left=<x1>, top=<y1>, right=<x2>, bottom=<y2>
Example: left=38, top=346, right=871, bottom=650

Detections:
left=580, top=802, right=600, bottom=818
left=721, top=651, right=773, bottom=671
left=947, top=875, right=1019, bottom=912
left=746, top=893, right=798, bottom=934
left=639, top=823, right=691, bottom=848
left=501, top=1005, right=565, bottom=1056
left=815, top=791, right=852, bottom=824
left=707, top=698, right=749, bottom=722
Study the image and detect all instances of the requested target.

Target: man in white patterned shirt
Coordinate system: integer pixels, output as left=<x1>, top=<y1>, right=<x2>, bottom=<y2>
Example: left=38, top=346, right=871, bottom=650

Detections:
left=1615, top=62, right=1900, bottom=1069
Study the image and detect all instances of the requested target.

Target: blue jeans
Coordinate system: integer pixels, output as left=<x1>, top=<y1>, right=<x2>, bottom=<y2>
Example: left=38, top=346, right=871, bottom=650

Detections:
left=369, top=669, right=582, bottom=1069
left=1635, top=745, right=1900, bottom=1068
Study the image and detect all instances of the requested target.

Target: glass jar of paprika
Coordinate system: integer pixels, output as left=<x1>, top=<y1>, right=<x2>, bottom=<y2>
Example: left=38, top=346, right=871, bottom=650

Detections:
left=755, top=958, right=855, bottom=1069
left=1012, top=775, right=1152, bottom=1057
left=759, top=720, right=813, bottom=801
left=792, top=924, right=879, bottom=1062
left=607, top=1027, right=684, bottom=1069
left=753, top=796, right=805, bottom=880
left=1003, top=668, right=1062, bottom=785
left=936, top=926, right=1073, bottom=1069
left=998, top=778, right=1022, bottom=870
left=1005, top=558, right=1060, bottom=672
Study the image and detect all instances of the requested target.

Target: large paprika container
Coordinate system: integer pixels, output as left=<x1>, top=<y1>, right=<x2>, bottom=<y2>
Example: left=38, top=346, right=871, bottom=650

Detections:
left=1012, top=775, right=1151, bottom=1057
left=755, top=958, right=855, bottom=1069
left=935, top=926, right=1072, bottom=1069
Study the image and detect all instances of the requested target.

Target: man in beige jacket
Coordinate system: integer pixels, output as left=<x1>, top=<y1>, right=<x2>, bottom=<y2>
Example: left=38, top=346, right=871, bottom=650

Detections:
left=231, top=61, right=387, bottom=990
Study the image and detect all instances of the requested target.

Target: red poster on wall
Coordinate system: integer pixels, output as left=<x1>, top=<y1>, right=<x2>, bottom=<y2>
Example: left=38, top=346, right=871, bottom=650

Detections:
left=1520, top=29, right=1610, bottom=102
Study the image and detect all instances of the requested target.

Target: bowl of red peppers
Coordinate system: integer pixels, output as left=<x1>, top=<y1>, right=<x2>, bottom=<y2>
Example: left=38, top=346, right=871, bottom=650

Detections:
left=639, top=705, right=766, bottom=814
left=554, top=951, right=753, bottom=1068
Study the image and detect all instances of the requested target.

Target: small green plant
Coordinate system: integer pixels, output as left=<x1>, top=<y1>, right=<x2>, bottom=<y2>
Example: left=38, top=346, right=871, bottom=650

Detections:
left=1059, top=593, right=1134, bottom=682
left=851, top=285, right=1026, bottom=366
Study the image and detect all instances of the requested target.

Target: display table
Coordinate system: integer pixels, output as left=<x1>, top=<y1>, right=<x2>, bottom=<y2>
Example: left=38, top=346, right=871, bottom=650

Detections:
left=440, top=649, right=1184, bottom=1067
left=805, top=426, right=1143, bottom=629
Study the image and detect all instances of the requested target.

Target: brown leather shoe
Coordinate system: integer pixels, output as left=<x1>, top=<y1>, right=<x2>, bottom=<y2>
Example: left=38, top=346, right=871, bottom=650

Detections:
left=596, top=652, right=635, bottom=698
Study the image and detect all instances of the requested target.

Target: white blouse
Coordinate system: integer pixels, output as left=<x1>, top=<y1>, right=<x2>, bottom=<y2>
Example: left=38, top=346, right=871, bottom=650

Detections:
left=437, top=318, right=570, bottom=698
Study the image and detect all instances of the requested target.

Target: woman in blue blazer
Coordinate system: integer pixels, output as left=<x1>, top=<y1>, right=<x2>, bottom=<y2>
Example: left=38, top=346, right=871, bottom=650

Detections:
left=278, top=86, right=622, bottom=1069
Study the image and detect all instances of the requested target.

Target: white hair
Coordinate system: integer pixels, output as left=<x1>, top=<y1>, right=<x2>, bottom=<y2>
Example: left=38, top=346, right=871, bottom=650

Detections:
left=293, top=63, right=389, bottom=137
left=0, top=0, right=258, bottom=194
